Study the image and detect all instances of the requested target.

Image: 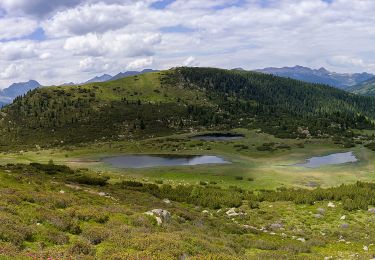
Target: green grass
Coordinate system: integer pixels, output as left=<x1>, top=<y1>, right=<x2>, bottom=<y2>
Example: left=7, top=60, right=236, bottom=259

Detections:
left=1, top=163, right=375, bottom=258
left=2, top=129, right=375, bottom=190
left=1, top=129, right=375, bottom=257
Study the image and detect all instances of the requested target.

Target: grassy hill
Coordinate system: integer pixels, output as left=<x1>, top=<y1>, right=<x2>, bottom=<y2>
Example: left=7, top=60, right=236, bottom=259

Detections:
left=1, top=67, right=375, bottom=148
left=350, top=77, right=375, bottom=96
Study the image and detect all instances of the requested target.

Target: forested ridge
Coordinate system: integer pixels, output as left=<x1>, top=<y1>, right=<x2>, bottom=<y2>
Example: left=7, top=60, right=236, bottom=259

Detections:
left=175, top=67, right=375, bottom=137
left=0, top=67, right=375, bottom=147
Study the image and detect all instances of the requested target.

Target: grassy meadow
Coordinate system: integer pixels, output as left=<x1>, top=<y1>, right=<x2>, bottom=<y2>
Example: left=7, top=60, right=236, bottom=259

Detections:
left=1, top=131, right=375, bottom=258
left=2, top=129, right=374, bottom=190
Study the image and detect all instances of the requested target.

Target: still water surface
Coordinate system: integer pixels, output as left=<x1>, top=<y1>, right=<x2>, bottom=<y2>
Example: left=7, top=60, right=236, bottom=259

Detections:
left=102, top=155, right=229, bottom=169
left=296, top=152, right=358, bottom=168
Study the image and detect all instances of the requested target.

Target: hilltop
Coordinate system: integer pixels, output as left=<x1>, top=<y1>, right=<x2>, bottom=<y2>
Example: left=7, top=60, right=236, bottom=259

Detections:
left=1, top=67, right=375, bottom=147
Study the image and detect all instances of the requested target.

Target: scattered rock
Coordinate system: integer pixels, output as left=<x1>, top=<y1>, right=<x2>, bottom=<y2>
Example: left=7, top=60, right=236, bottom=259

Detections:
left=226, top=208, right=240, bottom=217
left=98, top=192, right=107, bottom=197
left=313, top=213, right=323, bottom=219
left=59, top=190, right=65, bottom=194
left=155, top=217, right=162, bottom=226
left=65, top=184, right=82, bottom=190
left=368, top=208, right=375, bottom=213
left=317, top=208, right=325, bottom=214
left=145, top=209, right=171, bottom=225
left=363, top=245, right=369, bottom=251
left=163, top=198, right=171, bottom=204
left=270, top=223, right=283, bottom=230
left=340, top=223, right=349, bottom=229
left=340, top=215, right=346, bottom=220
left=297, top=238, right=306, bottom=243
left=202, top=210, right=209, bottom=214
left=327, top=202, right=336, bottom=208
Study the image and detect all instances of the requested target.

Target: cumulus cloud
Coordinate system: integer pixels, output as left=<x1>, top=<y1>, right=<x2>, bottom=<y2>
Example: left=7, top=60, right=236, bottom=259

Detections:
left=0, top=41, right=38, bottom=61
left=79, top=57, right=110, bottom=72
left=64, top=32, right=161, bottom=57
left=0, top=0, right=82, bottom=17
left=328, top=56, right=367, bottom=68
left=127, top=57, right=154, bottom=70
left=0, top=64, right=24, bottom=79
left=64, top=33, right=106, bottom=56
left=2, top=0, right=375, bottom=87
left=39, top=52, right=52, bottom=60
left=183, top=56, right=198, bottom=66
left=0, top=17, right=37, bottom=40
left=43, top=3, right=133, bottom=36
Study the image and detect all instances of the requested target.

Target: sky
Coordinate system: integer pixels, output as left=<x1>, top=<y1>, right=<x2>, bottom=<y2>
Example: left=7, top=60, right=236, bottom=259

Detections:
left=0, top=0, right=375, bottom=87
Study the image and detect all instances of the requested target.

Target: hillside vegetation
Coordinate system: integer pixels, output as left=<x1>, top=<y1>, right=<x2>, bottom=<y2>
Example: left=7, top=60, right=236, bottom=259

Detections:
left=1, top=67, right=375, bottom=148
left=350, top=77, right=375, bottom=96
left=2, top=162, right=375, bottom=259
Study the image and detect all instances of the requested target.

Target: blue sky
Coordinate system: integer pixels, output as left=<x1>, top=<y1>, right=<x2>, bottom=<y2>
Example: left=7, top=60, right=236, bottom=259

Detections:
left=0, top=0, right=374, bottom=87
left=151, top=0, right=176, bottom=9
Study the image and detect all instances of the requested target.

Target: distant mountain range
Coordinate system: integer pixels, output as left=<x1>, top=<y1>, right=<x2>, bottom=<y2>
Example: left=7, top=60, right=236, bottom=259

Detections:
left=0, top=80, right=41, bottom=106
left=84, top=74, right=113, bottom=84
left=255, top=66, right=374, bottom=89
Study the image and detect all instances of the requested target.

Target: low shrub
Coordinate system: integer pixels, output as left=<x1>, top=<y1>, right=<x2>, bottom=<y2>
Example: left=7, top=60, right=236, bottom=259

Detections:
left=67, top=175, right=109, bottom=186
left=30, top=163, right=74, bottom=175
left=68, top=238, right=95, bottom=256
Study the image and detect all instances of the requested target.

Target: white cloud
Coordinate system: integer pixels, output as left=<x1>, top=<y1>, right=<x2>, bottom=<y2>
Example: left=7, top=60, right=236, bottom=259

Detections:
left=39, top=52, right=52, bottom=60
left=64, top=32, right=161, bottom=57
left=127, top=57, right=154, bottom=70
left=64, top=33, right=106, bottom=56
left=0, top=64, right=24, bottom=79
left=0, top=17, right=37, bottom=40
left=2, top=0, right=375, bottom=87
left=328, top=56, right=367, bottom=68
left=0, top=0, right=82, bottom=17
left=0, top=41, right=38, bottom=60
left=79, top=57, right=110, bottom=72
left=43, top=3, right=133, bottom=37
left=183, top=56, right=198, bottom=66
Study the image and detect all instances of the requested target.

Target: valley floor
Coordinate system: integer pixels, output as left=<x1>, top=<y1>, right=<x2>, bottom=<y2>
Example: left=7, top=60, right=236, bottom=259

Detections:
left=1, top=130, right=375, bottom=258
left=3, top=129, right=375, bottom=189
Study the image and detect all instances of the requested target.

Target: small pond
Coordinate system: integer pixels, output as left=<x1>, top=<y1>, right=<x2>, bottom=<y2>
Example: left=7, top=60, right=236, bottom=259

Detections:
left=295, top=152, right=358, bottom=168
left=192, top=133, right=244, bottom=141
left=102, top=155, right=229, bottom=169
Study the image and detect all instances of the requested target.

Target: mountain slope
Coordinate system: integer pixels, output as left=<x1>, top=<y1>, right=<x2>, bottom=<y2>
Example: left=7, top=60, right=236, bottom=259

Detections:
left=84, top=74, right=112, bottom=84
left=0, top=80, right=41, bottom=105
left=256, top=66, right=373, bottom=89
left=349, top=77, right=375, bottom=96
left=1, top=67, right=375, bottom=147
